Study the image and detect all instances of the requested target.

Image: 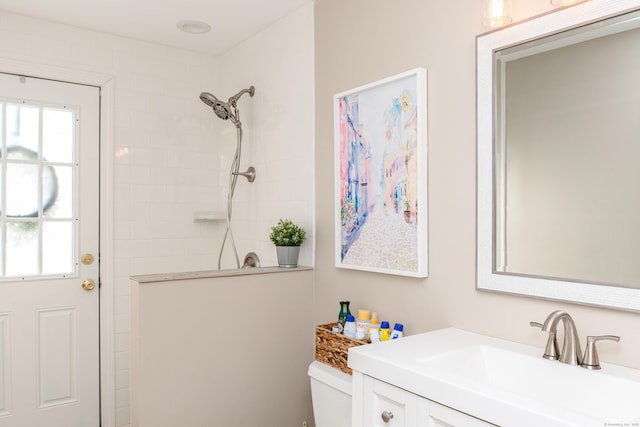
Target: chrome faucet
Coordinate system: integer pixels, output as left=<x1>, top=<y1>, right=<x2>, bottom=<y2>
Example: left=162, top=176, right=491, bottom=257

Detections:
left=541, top=310, right=582, bottom=366
left=534, top=310, right=621, bottom=369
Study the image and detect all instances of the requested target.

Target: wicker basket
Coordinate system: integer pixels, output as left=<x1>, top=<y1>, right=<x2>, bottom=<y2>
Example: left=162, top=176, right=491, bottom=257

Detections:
left=315, top=322, right=368, bottom=375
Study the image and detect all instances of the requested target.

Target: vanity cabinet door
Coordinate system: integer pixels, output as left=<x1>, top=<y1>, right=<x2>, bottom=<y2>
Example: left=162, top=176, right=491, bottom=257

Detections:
left=363, top=376, right=421, bottom=427
left=426, top=401, right=497, bottom=427
left=357, top=373, right=495, bottom=427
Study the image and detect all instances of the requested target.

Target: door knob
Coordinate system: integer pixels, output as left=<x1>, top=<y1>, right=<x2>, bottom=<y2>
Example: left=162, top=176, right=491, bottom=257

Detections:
left=82, top=279, right=96, bottom=291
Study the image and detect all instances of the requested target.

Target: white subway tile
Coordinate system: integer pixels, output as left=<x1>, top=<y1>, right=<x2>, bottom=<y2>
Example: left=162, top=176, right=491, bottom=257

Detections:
left=115, top=406, right=131, bottom=427
left=71, top=43, right=114, bottom=71
left=115, top=387, right=130, bottom=408
left=131, top=39, right=168, bottom=61
left=114, top=278, right=132, bottom=297
left=113, top=51, right=150, bottom=75
left=114, top=315, right=130, bottom=334
left=115, top=295, right=131, bottom=316
left=114, top=332, right=130, bottom=353
left=113, top=259, right=132, bottom=279
left=115, top=351, right=130, bottom=371
left=115, top=369, right=130, bottom=390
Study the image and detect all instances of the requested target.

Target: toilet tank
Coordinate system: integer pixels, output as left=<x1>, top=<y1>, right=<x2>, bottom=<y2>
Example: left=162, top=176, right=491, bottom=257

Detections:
left=308, top=361, right=352, bottom=427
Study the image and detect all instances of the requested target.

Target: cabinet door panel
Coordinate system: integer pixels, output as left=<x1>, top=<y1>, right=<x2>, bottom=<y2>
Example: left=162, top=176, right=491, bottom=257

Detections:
left=364, top=377, right=418, bottom=426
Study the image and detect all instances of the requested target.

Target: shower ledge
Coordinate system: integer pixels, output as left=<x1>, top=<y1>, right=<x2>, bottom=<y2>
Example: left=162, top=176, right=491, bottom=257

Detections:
left=193, top=210, right=226, bottom=221
left=130, top=266, right=313, bottom=283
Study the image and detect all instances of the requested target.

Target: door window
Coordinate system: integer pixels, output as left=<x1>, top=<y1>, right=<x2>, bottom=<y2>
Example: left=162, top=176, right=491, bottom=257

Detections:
left=0, top=101, right=77, bottom=279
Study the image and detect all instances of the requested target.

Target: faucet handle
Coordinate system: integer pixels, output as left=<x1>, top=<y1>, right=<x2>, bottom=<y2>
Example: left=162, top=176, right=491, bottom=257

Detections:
left=530, top=321, right=559, bottom=360
left=580, top=335, right=620, bottom=370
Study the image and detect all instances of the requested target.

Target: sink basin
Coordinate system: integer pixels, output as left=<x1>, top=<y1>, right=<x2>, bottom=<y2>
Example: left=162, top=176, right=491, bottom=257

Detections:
left=419, top=344, right=640, bottom=422
left=348, top=328, right=640, bottom=427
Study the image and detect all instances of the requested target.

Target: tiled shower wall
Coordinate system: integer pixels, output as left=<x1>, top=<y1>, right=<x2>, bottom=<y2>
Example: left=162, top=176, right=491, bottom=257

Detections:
left=0, top=3, right=314, bottom=426
left=216, top=3, right=315, bottom=269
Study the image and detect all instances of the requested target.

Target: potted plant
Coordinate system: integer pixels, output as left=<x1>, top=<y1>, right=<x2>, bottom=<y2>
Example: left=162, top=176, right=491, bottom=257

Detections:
left=269, top=219, right=307, bottom=268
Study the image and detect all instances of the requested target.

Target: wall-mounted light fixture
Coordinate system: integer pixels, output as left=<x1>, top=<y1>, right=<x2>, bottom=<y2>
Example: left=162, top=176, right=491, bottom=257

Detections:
left=482, top=0, right=513, bottom=28
left=551, top=0, right=588, bottom=6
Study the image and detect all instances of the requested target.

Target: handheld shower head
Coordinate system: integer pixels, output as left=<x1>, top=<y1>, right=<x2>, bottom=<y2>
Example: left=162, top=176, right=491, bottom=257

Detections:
left=200, top=92, right=235, bottom=122
left=200, top=86, right=255, bottom=128
left=199, top=92, right=219, bottom=108
left=213, top=102, right=233, bottom=121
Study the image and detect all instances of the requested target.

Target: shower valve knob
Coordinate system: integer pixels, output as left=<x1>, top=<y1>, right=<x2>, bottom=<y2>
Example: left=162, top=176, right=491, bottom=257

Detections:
left=232, top=166, right=256, bottom=182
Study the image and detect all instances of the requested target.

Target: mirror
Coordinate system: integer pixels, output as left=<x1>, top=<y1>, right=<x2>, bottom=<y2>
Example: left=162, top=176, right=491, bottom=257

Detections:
left=477, top=0, right=640, bottom=311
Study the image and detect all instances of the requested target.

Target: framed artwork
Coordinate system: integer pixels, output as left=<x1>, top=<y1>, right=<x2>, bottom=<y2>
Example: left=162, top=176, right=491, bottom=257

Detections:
left=334, top=68, right=428, bottom=278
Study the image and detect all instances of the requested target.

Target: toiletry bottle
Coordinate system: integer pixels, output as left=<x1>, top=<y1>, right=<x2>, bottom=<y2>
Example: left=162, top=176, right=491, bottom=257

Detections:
left=367, top=312, right=380, bottom=342
left=391, top=323, right=404, bottom=339
left=338, top=301, right=351, bottom=329
left=380, top=321, right=391, bottom=341
left=355, top=309, right=371, bottom=340
left=369, top=329, right=381, bottom=343
left=343, top=314, right=357, bottom=338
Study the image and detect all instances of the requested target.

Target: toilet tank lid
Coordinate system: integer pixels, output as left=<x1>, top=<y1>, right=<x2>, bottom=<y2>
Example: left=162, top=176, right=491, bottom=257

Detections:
left=308, top=361, right=352, bottom=395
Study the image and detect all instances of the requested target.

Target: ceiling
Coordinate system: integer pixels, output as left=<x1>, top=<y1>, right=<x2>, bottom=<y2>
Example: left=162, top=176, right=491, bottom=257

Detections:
left=0, top=0, right=311, bottom=55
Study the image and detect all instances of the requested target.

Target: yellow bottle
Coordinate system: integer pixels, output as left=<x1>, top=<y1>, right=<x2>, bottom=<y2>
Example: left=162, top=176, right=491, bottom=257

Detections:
left=380, top=321, right=391, bottom=341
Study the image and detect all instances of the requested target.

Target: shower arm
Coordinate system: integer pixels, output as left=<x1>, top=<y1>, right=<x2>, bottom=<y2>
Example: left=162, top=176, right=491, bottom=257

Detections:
left=229, top=86, right=255, bottom=106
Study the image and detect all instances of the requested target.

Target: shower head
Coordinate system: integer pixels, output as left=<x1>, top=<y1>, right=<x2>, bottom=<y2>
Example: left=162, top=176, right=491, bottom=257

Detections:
left=200, top=86, right=255, bottom=128
left=199, top=92, right=219, bottom=108
left=199, top=92, right=234, bottom=121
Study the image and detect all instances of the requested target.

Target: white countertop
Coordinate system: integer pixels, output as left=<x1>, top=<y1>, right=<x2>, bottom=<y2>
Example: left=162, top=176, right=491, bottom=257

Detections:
left=348, top=328, right=640, bottom=427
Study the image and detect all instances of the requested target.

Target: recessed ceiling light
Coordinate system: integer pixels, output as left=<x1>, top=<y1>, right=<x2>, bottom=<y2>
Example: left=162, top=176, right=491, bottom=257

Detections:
left=176, top=20, right=211, bottom=34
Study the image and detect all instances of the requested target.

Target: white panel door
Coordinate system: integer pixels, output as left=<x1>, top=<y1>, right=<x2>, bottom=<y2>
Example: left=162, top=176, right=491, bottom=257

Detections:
left=0, top=73, right=100, bottom=427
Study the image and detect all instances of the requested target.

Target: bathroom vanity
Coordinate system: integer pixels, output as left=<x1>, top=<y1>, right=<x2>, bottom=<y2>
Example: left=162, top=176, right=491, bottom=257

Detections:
left=348, top=328, right=640, bottom=427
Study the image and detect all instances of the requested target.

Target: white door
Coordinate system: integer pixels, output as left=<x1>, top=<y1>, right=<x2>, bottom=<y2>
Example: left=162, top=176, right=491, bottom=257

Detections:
left=0, top=73, right=100, bottom=426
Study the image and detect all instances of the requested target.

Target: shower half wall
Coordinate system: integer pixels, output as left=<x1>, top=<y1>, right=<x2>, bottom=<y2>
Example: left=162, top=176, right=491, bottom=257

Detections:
left=129, top=268, right=315, bottom=426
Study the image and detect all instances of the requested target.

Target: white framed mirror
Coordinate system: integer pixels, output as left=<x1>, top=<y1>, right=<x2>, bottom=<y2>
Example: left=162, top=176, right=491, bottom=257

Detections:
left=477, top=0, right=640, bottom=311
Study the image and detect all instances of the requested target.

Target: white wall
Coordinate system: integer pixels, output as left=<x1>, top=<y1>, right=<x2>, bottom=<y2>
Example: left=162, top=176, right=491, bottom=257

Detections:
left=314, top=0, right=640, bottom=371
left=0, top=3, right=314, bottom=426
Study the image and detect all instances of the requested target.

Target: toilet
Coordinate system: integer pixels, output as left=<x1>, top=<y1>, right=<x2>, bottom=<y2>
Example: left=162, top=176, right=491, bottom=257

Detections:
left=308, top=361, right=352, bottom=427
